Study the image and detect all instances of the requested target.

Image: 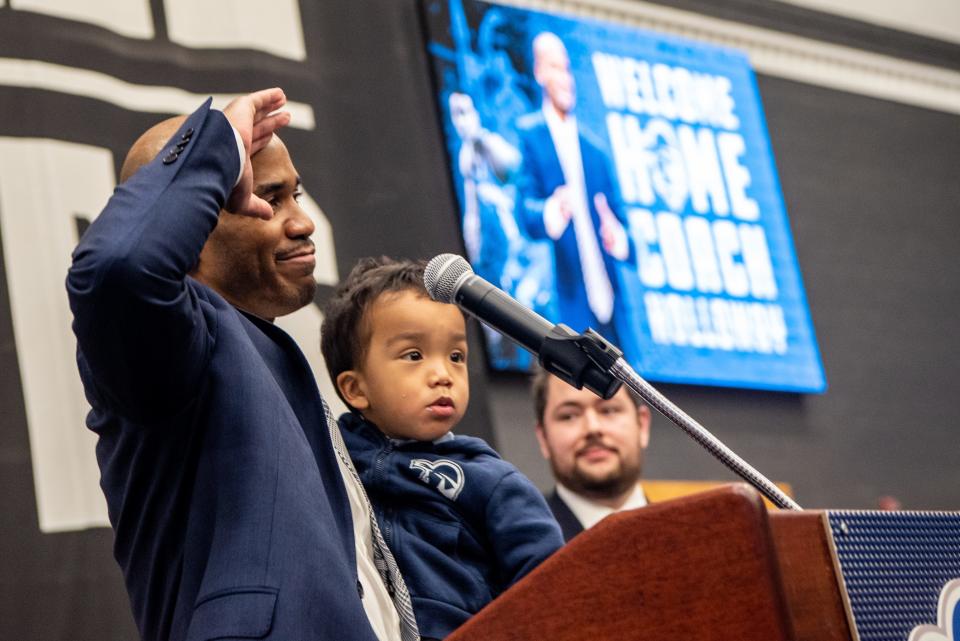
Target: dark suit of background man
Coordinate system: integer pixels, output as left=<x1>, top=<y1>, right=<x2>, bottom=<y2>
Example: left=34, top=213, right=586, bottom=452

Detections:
left=67, top=89, right=417, bottom=641
left=532, top=368, right=651, bottom=542
left=516, top=31, right=634, bottom=343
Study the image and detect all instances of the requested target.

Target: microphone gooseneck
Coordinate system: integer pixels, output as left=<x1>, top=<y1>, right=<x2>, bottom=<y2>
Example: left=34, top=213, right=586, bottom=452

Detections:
left=609, top=359, right=801, bottom=510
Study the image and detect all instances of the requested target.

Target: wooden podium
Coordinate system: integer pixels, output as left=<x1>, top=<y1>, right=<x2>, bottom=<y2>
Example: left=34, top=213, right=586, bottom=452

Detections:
left=447, top=484, right=854, bottom=641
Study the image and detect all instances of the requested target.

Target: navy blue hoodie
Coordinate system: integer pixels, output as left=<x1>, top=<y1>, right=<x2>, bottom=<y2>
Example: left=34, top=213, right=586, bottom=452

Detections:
left=339, top=412, right=563, bottom=639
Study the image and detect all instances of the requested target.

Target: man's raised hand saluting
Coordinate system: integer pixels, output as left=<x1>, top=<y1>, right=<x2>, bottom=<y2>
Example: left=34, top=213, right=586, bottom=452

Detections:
left=223, top=87, right=292, bottom=220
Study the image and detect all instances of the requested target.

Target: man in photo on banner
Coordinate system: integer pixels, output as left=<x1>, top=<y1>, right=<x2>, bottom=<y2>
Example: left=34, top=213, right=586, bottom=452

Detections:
left=66, top=88, right=418, bottom=641
left=515, top=31, right=635, bottom=345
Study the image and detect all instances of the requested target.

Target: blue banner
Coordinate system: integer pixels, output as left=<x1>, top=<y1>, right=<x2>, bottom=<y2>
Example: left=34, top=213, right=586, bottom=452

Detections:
left=422, top=0, right=826, bottom=392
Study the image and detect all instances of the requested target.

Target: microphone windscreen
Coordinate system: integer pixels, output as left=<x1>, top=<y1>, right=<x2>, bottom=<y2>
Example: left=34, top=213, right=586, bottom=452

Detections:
left=424, top=254, right=472, bottom=303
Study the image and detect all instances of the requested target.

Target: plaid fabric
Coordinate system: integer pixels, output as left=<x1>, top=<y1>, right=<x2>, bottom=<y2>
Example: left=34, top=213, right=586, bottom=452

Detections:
left=324, top=401, right=421, bottom=641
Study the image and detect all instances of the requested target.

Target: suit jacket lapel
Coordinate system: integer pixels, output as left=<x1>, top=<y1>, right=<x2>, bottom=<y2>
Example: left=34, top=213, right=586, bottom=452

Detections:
left=546, top=490, right=585, bottom=543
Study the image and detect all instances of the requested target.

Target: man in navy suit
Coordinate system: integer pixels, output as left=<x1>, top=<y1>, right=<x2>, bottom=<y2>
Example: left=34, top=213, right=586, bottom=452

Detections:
left=516, top=32, right=634, bottom=344
left=531, top=369, right=651, bottom=542
left=67, top=89, right=416, bottom=641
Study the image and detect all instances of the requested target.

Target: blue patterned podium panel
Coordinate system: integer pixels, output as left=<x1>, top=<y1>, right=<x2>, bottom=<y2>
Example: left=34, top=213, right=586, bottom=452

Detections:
left=827, top=510, right=960, bottom=641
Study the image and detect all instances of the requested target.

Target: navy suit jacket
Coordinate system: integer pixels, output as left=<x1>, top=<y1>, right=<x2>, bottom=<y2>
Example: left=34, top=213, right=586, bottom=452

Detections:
left=545, top=491, right=585, bottom=543
left=515, top=112, right=634, bottom=339
left=67, top=102, right=379, bottom=641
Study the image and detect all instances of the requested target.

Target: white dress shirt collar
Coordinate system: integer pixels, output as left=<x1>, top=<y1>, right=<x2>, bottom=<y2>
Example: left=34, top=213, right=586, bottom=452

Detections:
left=556, top=482, right=648, bottom=531
left=542, top=101, right=578, bottom=150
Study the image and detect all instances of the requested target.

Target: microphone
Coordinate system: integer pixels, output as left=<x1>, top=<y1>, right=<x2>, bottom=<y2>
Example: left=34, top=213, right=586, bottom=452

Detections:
left=424, top=253, right=622, bottom=400
left=424, top=254, right=552, bottom=355
left=424, top=253, right=802, bottom=511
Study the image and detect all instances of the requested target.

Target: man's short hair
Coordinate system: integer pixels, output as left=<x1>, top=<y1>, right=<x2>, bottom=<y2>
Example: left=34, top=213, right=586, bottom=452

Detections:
left=320, top=256, right=428, bottom=406
left=531, top=365, right=644, bottom=426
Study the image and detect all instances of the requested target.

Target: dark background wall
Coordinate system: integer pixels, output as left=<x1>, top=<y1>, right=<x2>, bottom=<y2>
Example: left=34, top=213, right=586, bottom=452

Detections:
left=0, top=0, right=957, bottom=639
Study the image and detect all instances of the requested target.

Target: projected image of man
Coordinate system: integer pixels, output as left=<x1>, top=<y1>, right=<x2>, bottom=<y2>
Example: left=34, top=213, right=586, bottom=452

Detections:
left=516, top=32, right=634, bottom=344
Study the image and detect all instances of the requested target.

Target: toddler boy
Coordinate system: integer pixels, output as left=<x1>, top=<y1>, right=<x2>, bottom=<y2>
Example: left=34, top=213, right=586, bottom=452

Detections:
left=321, top=257, right=563, bottom=640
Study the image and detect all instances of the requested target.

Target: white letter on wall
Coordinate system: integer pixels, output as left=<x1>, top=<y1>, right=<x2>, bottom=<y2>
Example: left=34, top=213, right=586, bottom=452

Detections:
left=0, top=138, right=113, bottom=532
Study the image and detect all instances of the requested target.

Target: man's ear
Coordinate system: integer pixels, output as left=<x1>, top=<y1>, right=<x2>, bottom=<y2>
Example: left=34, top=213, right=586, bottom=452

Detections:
left=637, top=404, right=652, bottom=449
left=336, top=370, right=369, bottom=411
left=533, top=63, right=544, bottom=88
left=534, top=424, right=552, bottom=461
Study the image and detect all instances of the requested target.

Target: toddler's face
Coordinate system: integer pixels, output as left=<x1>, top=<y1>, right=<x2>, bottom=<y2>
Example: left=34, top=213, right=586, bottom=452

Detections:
left=347, top=290, right=469, bottom=441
